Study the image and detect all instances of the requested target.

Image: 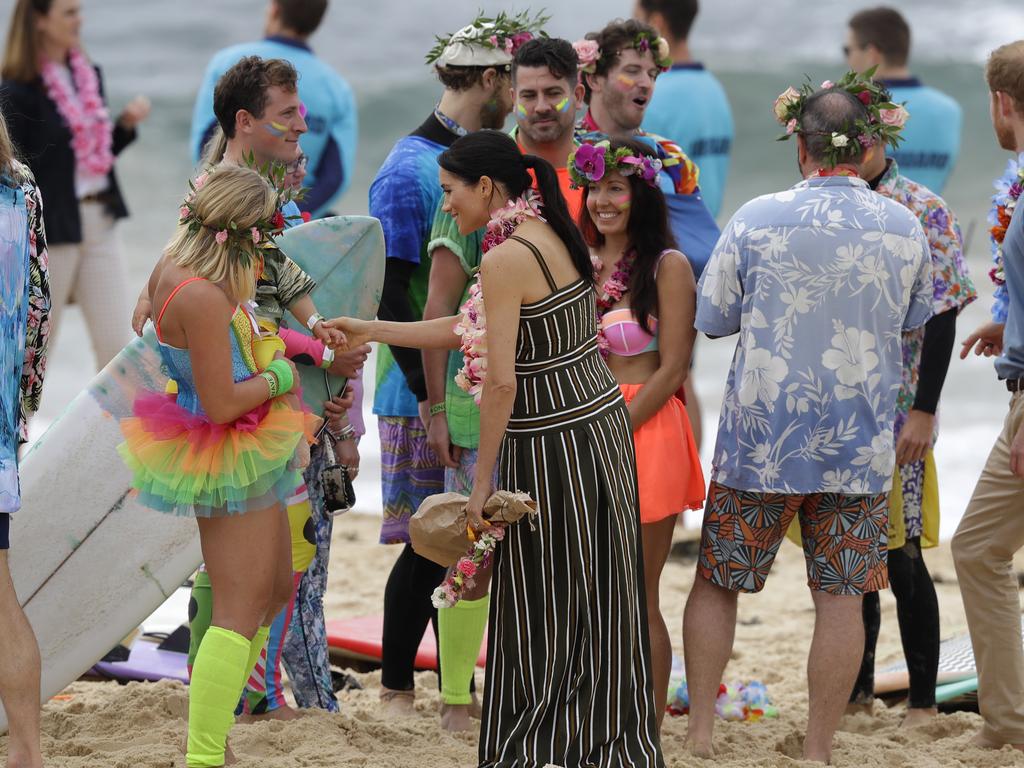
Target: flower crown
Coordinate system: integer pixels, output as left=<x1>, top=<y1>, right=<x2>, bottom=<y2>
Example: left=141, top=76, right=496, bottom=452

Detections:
left=178, top=154, right=302, bottom=268
left=572, top=30, right=672, bottom=76
left=773, top=67, right=909, bottom=168
left=568, top=140, right=663, bottom=188
left=425, top=9, right=549, bottom=67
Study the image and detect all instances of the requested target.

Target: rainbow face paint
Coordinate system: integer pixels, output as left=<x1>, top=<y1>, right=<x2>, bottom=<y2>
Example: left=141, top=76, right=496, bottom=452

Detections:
left=516, top=103, right=529, bottom=119
left=613, top=195, right=632, bottom=211
left=554, top=97, right=571, bottom=113
left=615, top=74, right=637, bottom=90
left=264, top=121, right=289, bottom=138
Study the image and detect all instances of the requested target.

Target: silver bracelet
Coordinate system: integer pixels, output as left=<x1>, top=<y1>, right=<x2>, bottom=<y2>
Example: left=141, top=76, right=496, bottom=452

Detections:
left=334, top=424, right=357, bottom=442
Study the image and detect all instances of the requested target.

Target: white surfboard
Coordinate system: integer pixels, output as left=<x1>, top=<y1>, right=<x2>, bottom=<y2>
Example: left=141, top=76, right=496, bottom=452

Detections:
left=0, top=215, right=384, bottom=731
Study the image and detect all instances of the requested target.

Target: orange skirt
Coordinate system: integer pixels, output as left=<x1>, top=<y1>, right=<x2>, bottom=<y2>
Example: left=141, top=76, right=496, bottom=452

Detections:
left=621, top=383, right=706, bottom=524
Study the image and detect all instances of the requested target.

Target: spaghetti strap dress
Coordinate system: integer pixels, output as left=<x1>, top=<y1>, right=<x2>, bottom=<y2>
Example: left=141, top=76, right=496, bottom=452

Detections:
left=118, top=277, right=316, bottom=517
left=478, top=236, right=664, bottom=768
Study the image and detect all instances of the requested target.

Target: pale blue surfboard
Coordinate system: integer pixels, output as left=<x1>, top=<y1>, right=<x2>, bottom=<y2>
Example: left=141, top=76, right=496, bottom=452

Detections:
left=275, top=215, right=385, bottom=412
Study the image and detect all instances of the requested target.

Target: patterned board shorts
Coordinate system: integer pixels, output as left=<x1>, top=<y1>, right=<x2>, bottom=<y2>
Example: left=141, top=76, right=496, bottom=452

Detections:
left=379, top=415, right=444, bottom=545
left=698, top=482, right=889, bottom=596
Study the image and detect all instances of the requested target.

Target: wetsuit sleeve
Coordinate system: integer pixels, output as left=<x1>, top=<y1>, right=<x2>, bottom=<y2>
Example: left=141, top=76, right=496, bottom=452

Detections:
left=912, top=308, right=956, bottom=415
left=300, top=137, right=343, bottom=214
left=378, top=258, right=428, bottom=402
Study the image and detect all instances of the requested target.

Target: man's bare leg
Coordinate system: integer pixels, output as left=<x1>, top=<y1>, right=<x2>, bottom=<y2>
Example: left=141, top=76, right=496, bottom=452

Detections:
left=804, top=591, right=863, bottom=763
left=683, top=574, right=737, bottom=757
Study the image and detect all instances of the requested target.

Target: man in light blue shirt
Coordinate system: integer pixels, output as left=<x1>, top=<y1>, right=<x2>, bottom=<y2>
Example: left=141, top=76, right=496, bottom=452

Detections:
left=190, top=0, right=357, bottom=217
left=683, top=87, right=932, bottom=764
left=845, top=6, right=961, bottom=193
left=635, top=0, right=734, bottom=217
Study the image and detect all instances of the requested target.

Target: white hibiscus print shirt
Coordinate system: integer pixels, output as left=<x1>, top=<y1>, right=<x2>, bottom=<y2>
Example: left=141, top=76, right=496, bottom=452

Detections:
left=696, top=175, right=933, bottom=495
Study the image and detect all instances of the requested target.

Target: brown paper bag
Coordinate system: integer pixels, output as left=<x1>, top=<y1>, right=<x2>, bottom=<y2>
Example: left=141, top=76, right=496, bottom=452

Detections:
left=409, top=490, right=537, bottom=567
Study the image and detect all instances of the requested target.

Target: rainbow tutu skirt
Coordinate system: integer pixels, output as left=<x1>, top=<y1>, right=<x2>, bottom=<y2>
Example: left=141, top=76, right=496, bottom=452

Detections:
left=118, top=391, right=317, bottom=518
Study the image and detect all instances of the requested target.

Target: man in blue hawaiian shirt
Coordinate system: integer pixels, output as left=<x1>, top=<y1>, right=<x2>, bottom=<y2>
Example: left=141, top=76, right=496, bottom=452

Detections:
left=684, top=85, right=933, bottom=763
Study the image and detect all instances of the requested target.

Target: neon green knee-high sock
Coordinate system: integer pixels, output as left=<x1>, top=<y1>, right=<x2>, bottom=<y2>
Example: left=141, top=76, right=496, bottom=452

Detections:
left=438, top=594, right=490, bottom=705
left=188, top=570, right=213, bottom=675
left=187, top=626, right=249, bottom=767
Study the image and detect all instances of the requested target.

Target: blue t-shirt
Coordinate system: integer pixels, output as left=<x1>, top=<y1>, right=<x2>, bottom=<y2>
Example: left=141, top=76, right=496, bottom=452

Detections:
left=881, top=78, right=961, bottom=194
left=368, top=126, right=449, bottom=418
left=642, top=63, right=734, bottom=218
left=996, top=172, right=1024, bottom=382
left=190, top=37, right=358, bottom=218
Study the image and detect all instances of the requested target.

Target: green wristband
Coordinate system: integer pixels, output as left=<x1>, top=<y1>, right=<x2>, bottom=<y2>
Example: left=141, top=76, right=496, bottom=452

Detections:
left=259, top=371, right=279, bottom=399
left=265, top=358, right=294, bottom=395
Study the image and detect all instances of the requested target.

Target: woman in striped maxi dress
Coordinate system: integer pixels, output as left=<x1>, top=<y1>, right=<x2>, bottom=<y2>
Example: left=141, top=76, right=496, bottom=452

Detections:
left=327, top=130, right=663, bottom=768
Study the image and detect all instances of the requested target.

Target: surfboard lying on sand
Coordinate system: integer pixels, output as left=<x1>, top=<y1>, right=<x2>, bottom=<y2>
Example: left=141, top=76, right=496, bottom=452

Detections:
left=91, top=637, right=189, bottom=684
left=874, top=617, right=1024, bottom=696
left=326, top=616, right=487, bottom=670
left=0, top=215, right=384, bottom=732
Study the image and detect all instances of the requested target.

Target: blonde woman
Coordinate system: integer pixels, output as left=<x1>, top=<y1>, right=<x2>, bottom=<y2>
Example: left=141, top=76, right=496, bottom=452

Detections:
left=1, top=0, right=149, bottom=369
left=118, top=166, right=316, bottom=767
left=0, top=107, right=50, bottom=768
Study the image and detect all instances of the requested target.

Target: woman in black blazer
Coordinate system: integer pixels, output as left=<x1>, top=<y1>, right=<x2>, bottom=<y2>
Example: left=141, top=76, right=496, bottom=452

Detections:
left=1, top=0, right=149, bottom=369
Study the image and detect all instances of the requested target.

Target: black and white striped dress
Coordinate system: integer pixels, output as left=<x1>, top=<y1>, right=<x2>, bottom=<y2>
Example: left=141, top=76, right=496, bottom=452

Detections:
left=479, top=236, right=664, bottom=768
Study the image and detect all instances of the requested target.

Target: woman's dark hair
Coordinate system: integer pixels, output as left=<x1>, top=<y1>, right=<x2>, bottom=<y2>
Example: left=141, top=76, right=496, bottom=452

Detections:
left=438, top=129, right=593, bottom=286
left=577, top=138, right=677, bottom=334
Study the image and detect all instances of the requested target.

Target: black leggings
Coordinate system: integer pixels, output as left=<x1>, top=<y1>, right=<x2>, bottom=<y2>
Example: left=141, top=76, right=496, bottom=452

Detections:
left=380, top=543, right=447, bottom=691
left=850, top=537, right=940, bottom=708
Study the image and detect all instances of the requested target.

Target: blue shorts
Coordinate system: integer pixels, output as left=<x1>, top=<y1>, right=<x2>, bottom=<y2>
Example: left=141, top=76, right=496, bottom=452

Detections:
left=0, top=514, right=9, bottom=550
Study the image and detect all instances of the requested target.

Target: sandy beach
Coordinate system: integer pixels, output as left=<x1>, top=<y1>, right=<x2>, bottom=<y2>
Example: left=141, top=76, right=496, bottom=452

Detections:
left=8, top=510, right=1021, bottom=768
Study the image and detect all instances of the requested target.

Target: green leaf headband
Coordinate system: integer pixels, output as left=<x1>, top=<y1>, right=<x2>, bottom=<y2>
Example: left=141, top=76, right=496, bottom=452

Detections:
left=774, top=66, right=909, bottom=168
left=572, top=30, right=672, bottom=75
left=425, top=9, right=550, bottom=68
left=178, top=154, right=303, bottom=269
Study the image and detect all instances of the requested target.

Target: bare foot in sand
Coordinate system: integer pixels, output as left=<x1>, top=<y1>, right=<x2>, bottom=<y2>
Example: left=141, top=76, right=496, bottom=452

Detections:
left=237, top=704, right=304, bottom=723
left=440, top=703, right=474, bottom=732
left=970, top=731, right=1024, bottom=751
left=380, top=687, right=416, bottom=717
left=844, top=700, right=873, bottom=717
left=900, top=707, right=936, bottom=728
left=685, top=739, right=715, bottom=759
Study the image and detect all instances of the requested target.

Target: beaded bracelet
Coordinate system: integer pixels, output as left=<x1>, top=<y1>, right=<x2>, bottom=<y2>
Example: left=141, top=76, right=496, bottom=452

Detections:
left=259, top=370, right=280, bottom=399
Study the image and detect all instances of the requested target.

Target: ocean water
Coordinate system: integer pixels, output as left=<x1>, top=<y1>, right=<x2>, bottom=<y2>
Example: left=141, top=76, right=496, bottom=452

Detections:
left=5, top=0, right=1022, bottom=536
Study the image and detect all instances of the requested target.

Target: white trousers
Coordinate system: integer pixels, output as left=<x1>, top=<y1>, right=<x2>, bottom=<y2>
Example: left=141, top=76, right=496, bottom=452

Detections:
left=46, top=201, right=132, bottom=369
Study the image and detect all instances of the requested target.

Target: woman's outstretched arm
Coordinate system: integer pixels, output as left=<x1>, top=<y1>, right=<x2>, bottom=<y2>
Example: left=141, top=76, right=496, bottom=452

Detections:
left=323, top=314, right=461, bottom=351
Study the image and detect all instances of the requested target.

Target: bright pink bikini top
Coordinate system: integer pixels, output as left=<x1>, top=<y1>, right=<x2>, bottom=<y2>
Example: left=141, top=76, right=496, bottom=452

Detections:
left=601, top=308, right=658, bottom=356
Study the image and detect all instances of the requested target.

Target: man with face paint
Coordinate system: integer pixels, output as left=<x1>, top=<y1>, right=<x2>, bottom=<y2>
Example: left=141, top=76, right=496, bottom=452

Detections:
left=369, top=11, right=544, bottom=716
left=576, top=18, right=721, bottom=450
left=190, top=0, right=357, bottom=218
left=509, top=37, right=586, bottom=216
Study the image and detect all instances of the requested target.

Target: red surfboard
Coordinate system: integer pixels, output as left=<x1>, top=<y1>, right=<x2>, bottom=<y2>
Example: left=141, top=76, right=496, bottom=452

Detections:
left=326, top=615, right=487, bottom=670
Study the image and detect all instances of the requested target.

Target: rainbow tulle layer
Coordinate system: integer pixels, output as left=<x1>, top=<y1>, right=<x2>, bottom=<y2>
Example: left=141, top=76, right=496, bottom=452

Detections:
left=118, top=391, right=318, bottom=517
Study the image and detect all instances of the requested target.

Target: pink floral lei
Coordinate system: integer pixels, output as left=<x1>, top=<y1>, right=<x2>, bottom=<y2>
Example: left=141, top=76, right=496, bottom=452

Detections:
left=39, top=49, right=114, bottom=178
left=591, top=250, right=636, bottom=358
left=454, top=190, right=545, bottom=404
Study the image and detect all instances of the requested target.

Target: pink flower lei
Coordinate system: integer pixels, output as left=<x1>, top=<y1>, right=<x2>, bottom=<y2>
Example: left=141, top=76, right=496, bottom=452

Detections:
left=592, top=249, right=637, bottom=358
left=39, top=49, right=114, bottom=178
left=454, top=190, right=545, bottom=404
